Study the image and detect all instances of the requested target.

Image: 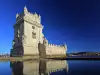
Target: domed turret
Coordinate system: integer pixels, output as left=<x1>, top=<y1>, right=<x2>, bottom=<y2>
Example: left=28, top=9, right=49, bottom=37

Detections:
left=24, top=6, right=28, bottom=14
left=43, top=37, right=48, bottom=45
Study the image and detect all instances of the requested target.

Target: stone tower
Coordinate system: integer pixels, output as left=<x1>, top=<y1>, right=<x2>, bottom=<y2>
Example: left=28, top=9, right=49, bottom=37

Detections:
left=10, top=6, right=67, bottom=58
left=10, top=6, right=44, bottom=56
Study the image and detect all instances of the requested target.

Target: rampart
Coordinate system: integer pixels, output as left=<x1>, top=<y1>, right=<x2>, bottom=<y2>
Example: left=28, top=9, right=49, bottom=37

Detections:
left=46, top=43, right=66, bottom=56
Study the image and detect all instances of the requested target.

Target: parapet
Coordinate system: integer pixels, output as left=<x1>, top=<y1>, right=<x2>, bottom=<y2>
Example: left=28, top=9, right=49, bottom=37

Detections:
left=47, top=43, right=66, bottom=49
left=16, top=6, right=41, bottom=24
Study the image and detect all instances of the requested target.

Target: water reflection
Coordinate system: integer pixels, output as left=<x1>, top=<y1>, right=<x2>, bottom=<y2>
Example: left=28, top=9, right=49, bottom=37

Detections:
left=10, top=59, right=68, bottom=75
left=10, top=61, right=23, bottom=75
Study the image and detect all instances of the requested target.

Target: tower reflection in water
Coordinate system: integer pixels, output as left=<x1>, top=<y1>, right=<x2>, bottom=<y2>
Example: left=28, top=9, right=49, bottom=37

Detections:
left=10, top=59, right=68, bottom=75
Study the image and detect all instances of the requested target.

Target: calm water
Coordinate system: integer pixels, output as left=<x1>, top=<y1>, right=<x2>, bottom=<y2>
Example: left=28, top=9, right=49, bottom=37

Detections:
left=0, top=60, right=100, bottom=75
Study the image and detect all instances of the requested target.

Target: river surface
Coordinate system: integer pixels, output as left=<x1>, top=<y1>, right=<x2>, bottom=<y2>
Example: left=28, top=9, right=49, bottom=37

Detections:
left=0, top=60, right=100, bottom=75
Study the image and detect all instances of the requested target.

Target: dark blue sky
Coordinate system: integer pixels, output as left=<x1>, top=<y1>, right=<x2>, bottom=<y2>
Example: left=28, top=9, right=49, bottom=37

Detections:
left=0, top=0, right=100, bottom=53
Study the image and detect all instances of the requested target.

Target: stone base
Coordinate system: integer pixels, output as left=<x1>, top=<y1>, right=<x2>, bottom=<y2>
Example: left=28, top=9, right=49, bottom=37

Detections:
left=10, top=54, right=67, bottom=59
left=23, top=54, right=39, bottom=60
left=46, top=54, right=67, bottom=59
left=10, top=55, right=39, bottom=61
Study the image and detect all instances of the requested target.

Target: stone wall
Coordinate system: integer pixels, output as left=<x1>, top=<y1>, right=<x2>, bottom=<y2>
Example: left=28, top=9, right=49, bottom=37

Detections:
left=38, top=42, right=67, bottom=58
left=45, top=44, right=66, bottom=57
left=23, top=44, right=39, bottom=55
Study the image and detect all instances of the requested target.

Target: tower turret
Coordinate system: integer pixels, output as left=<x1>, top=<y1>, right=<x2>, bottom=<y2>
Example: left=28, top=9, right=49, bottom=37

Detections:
left=43, top=37, right=48, bottom=45
left=24, top=6, right=28, bottom=14
left=63, top=42, right=67, bottom=49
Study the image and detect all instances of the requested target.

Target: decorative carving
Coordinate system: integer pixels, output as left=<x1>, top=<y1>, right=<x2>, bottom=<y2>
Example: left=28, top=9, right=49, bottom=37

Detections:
left=23, top=10, right=41, bottom=24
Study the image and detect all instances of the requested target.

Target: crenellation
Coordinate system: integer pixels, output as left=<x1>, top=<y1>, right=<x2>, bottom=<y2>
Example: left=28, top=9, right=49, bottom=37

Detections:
left=47, top=43, right=66, bottom=48
left=17, top=7, right=41, bottom=25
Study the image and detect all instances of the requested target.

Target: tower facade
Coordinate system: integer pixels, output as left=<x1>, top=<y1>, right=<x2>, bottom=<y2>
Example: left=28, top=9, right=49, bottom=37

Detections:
left=11, top=6, right=44, bottom=56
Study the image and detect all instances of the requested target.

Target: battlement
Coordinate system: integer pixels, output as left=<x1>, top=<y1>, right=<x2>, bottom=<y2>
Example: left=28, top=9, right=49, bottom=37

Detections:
left=16, top=6, right=41, bottom=24
left=44, top=41, right=67, bottom=56
left=47, top=43, right=66, bottom=49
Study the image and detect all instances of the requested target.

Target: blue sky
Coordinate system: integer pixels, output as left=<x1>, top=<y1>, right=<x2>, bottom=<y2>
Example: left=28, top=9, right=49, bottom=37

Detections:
left=0, top=0, right=100, bottom=53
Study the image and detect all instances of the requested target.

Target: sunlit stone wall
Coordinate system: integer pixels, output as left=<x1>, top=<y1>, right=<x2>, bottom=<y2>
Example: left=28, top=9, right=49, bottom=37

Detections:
left=46, top=44, right=67, bottom=56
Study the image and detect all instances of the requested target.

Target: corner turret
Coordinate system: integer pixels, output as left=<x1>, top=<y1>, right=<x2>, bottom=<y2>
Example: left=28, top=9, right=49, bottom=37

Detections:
left=24, top=6, right=28, bottom=14
left=43, top=37, right=48, bottom=45
left=63, top=43, right=67, bottom=49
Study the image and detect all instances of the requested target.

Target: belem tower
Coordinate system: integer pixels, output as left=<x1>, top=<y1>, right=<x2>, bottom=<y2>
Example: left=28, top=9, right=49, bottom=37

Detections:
left=10, top=6, right=67, bottom=58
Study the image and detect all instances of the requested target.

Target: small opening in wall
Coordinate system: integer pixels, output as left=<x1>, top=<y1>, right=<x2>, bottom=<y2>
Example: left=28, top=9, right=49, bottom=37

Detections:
left=32, top=26, right=35, bottom=29
left=32, top=32, right=36, bottom=35
left=32, top=32, right=36, bottom=39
